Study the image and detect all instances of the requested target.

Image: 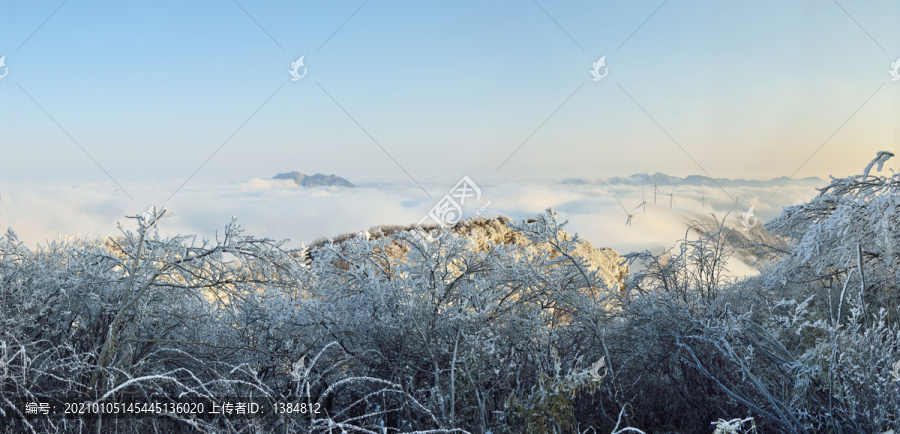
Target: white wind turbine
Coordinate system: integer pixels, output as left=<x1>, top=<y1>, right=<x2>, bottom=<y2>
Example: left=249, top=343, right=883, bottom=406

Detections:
left=613, top=195, right=635, bottom=227
left=636, top=181, right=649, bottom=215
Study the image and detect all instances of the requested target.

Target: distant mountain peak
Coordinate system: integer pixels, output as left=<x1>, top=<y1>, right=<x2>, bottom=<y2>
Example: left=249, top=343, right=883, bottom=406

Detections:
left=560, top=172, right=824, bottom=188
left=272, top=171, right=356, bottom=188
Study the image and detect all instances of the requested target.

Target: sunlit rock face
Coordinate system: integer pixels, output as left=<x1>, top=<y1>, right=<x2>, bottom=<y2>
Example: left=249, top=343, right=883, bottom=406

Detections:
left=307, top=215, right=630, bottom=292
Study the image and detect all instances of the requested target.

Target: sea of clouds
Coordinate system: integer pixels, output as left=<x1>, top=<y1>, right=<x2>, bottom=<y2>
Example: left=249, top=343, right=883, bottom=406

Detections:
left=0, top=177, right=825, bottom=276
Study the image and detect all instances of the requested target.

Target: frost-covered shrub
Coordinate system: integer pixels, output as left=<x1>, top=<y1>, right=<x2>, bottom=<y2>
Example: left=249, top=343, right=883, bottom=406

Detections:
left=0, top=209, right=309, bottom=432
left=766, top=151, right=900, bottom=322
left=759, top=153, right=900, bottom=431
left=591, top=152, right=900, bottom=433
left=629, top=153, right=900, bottom=433
left=623, top=215, right=736, bottom=309
left=296, top=209, right=620, bottom=432
left=1, top=207, right=624, bottom=433
left=502, top=355, right=605, bottom=434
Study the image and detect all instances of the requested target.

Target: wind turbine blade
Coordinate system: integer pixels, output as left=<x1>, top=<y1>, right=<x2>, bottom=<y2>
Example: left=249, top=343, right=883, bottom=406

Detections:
left=613, top=195, right=629, bottom=214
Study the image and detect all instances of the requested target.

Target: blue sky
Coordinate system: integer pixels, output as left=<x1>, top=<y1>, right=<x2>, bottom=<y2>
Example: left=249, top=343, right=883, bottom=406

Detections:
left=1, top=0, right=899, bottom=194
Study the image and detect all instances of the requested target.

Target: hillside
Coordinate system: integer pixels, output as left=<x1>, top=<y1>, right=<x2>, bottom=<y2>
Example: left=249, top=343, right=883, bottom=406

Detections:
left=306, top=215, right=629, bottom=291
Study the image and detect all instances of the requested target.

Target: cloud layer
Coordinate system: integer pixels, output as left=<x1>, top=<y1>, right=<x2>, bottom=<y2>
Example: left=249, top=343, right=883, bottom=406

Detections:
left=0, top=177, right=824, bottom=272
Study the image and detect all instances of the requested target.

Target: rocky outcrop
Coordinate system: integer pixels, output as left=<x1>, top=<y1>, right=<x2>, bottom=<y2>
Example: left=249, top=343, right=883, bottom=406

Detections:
left=272, top=171, right=355, bottom=188
left=307, top=216, right=629, bottom=291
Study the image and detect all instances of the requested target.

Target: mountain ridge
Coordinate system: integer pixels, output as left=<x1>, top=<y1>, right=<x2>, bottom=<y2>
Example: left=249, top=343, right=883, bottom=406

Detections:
left=272, top=171, right=356, bottom=188
left=561, top=172, right=824, bottom=188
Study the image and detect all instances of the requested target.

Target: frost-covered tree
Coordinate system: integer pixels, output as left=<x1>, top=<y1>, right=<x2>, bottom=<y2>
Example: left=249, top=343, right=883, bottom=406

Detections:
left=766, top=151, right=900, bottom=323
left=635, top=152, right=900, bottom=433
left=587, top=152, right=900, bottom=433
